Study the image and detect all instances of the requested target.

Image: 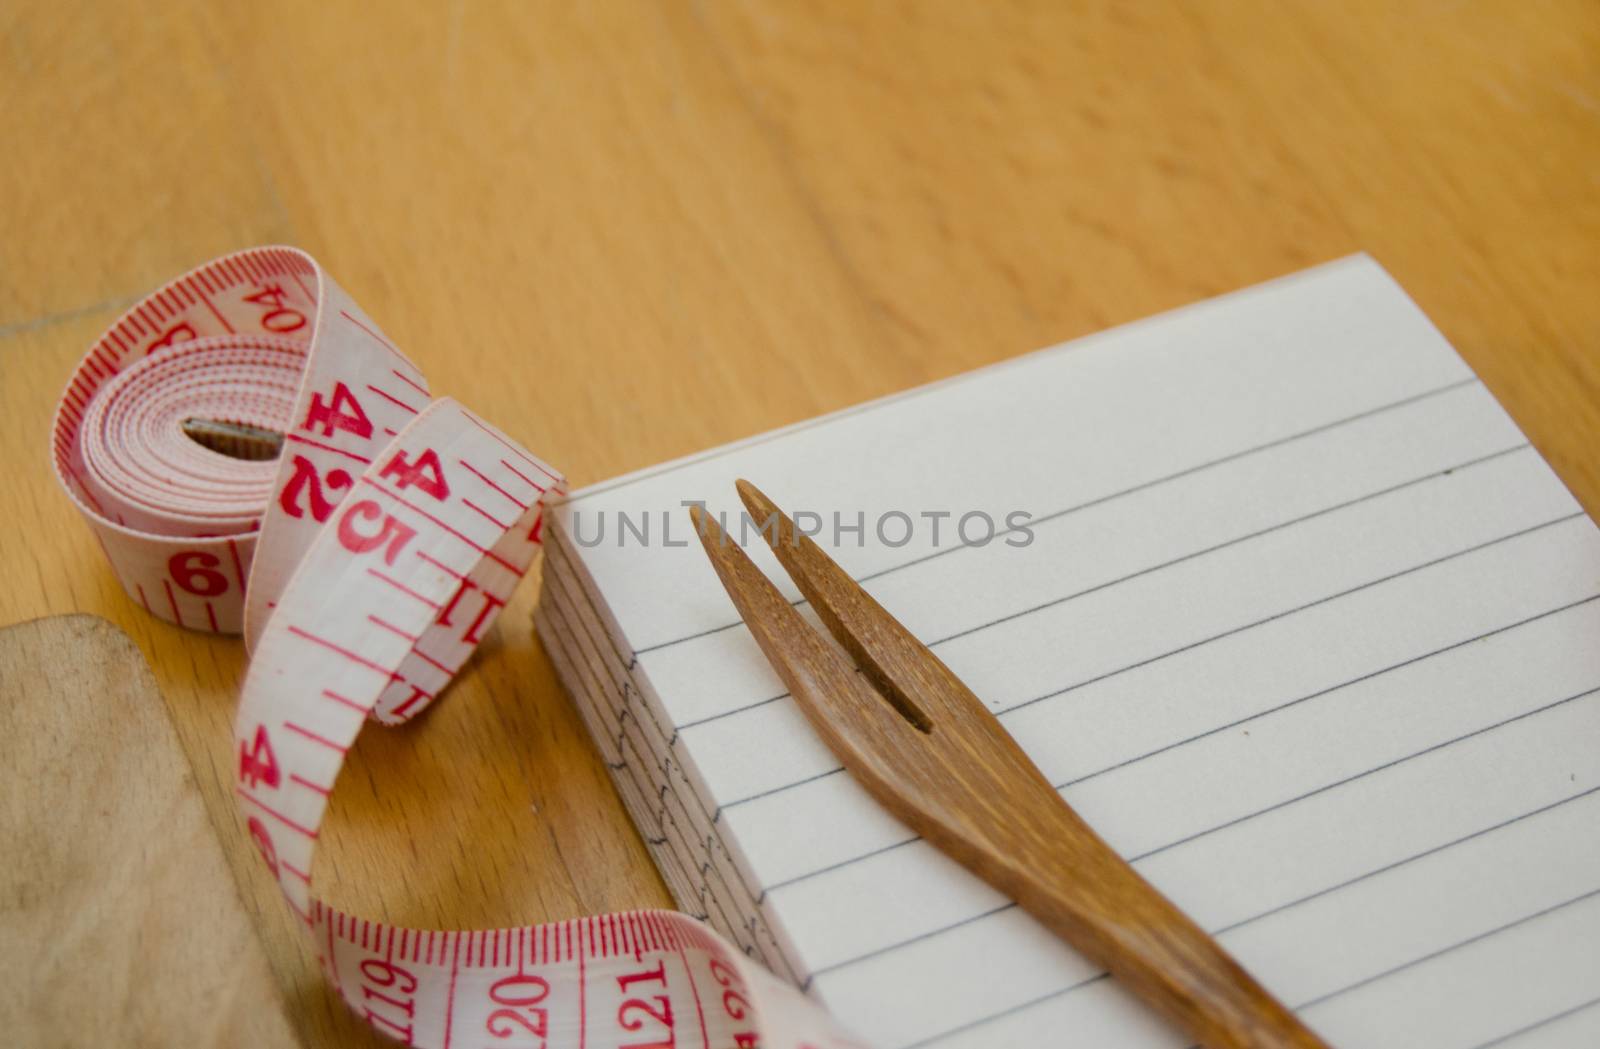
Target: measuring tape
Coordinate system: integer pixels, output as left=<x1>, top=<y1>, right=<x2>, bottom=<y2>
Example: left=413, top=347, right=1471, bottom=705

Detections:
left=51, top=247, right=865, bottom=1049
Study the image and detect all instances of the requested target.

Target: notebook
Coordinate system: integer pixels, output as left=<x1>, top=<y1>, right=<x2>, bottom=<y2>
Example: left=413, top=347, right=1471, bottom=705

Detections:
left=534, top=255, right=1600, bottom=1049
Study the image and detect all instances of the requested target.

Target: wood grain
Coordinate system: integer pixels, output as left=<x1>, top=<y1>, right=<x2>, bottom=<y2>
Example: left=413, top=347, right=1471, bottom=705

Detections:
left=1, top=1, right=1596, bottom=1045
left=0, top=615, right=298, bottom=1049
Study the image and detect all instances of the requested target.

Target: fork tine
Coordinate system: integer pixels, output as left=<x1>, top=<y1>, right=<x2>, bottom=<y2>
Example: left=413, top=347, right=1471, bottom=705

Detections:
left=735, top=479, right=973, bottom=731
left=686, top=503, right=927, bottom=755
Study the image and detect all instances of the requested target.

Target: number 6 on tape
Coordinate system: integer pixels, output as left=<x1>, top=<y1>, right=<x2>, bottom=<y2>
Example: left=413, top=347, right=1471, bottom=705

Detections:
left=52, top=248, right=865, bottom=1049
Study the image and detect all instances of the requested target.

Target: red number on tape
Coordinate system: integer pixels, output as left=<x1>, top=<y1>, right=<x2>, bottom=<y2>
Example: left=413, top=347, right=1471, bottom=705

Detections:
left=169, top=550, right=230, bottom=597
left=336, top=500, right=416, bottom=565
left=380, top=447, right=450, bottom=501
left=491, top=972, right=551, bottom=1006
left=245, top=282, right=308, bottom=333
left=617, top=960, right=675, bottom=1049
left=239, top=724, right=281, bottom=789
left=617, top=996, right=675, bottom=1049
left=303, top=380, right=374, bottom=440
left=486, top=971, right=551, bottom=1041
left=147, top=321, right=197, bottom=355
left=278, top=454, right=352, bottom=523
left=361, top=1006, right=413, bottom=1044
left=487, top=1007, right=549, bottom=1041
left=360, top=959, right=419, bottom=995
left=711, top=958, right=754, bottom=1028
left=617, top=958, right=667, bottom=995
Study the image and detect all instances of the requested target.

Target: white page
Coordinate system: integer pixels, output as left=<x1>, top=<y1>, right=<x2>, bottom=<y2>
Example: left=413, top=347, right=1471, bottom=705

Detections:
left=543, top=255, right=1600, bottom=1048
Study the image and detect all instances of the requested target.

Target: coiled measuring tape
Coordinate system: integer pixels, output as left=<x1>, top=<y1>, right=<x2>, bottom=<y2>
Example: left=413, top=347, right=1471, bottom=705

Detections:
left=51, top=247, right=863, bottom=1049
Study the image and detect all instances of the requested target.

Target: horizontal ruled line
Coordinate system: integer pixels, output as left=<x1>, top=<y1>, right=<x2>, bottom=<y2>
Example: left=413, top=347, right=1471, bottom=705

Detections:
left=949, top=444, right=1529, bottom=653
left=879, top=783, right=1600, bottom=1047
left=1297, top=885, right=1600, bottom=1012
left=1213, top=788, right=1600, bottom=939
left=680, top=443, right=1536, bottom=735
left=1010, top=509, right=1579, bottom=721
left=806, top=671, right=1600, bottom=981
left=1124, top=681, right=1600, bottom=864
left=898, top=974, right=1109, bottom=1048
left=904, top=876, right=1600, bottom=1049
left=1064, top=592, right=1600, bottom=799
left=717, top=516, right=1588, bottom=818
left=1465, top=993, right=1600, bottom=1049
left=634, top=378, right=1481, bottom=656
left=774, top=665, right=1600, bottom=895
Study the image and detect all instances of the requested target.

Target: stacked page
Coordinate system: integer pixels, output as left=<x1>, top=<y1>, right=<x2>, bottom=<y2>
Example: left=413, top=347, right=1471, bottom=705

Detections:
left=535, top=256, right=1600, bottom=1049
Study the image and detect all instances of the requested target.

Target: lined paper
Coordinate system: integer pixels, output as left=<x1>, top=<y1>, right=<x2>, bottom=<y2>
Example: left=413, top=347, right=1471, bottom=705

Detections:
left=536, top=255, right=1600, bottom=1048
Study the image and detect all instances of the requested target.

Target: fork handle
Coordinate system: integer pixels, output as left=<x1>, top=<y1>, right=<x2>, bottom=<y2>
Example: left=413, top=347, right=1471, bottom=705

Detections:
left=1002, top=835, right=1332, bottom=1049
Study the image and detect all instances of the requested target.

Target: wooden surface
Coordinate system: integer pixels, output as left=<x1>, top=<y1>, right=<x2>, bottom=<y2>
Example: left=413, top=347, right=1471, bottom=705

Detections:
left=1, top=2, right=1595, bottom=1045
left=0, top=615, right=298, bottom=1049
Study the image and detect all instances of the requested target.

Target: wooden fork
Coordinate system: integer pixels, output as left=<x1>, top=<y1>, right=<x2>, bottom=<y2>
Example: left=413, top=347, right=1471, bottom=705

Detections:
left=688, top=480, right=1331, bottom=1049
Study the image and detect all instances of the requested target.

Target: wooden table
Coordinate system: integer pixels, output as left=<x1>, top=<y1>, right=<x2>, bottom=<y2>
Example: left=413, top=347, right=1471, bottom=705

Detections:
left=3, top=2, right=1596, bottom=1044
